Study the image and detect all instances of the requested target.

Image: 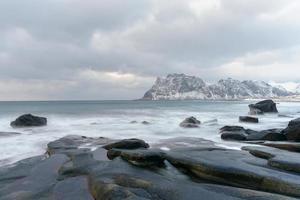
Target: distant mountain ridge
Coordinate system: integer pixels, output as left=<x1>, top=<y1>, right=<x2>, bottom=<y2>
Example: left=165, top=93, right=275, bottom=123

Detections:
left=142, top=74, right=294, bottom=100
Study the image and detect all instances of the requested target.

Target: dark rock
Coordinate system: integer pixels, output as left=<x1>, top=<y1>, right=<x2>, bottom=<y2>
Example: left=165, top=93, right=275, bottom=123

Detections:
left=130, top=120, right=138, bottom=124
left=220, top=126, right=255, bottom=141
left=141, top=121, right=150, bottom=125
left=246, top=129, right=286, bottom=141
left=0, top=154, right=69, bottom=200
left=180, top=116, right=201, bottom=128
left=243, top=146, right=300, bottom=174
left=165, top=147, right=300, bottom=197
left=1, top=136, right=299, bottom=200
left=220, top=126, right=286, bottom=142
left=103, top=138, right=150, bottom=150
left=107, top=149, right=166, bottom=167
left=53, top=176, right=94, bottom=200
left=239, top=116, right=259, bottom=123
left=261, top=141, right=300, bottom=153
left=282, top=118, right=300, bottom=141
left=10, top=114, right=47, bottom=128
left=47, top=135, right=114, bottom=155
left=249, top=100, right=278, bottom=114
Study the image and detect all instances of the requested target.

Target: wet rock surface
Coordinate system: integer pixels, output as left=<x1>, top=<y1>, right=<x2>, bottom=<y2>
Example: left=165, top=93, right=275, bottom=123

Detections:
left=103, top=138, right=150, bottom=150
left=249, top=100, right=278, bottom=114
left=220, top=126, right=286, bottom=141
left=10, top=114, right=47, bottom=127
left=282, top=118, right=300, bottom=141
left=239, top=116, right=259, bottom=123
left=0, top=135, right=299, bottom=199
left=179, top=116, right=201, bottom=128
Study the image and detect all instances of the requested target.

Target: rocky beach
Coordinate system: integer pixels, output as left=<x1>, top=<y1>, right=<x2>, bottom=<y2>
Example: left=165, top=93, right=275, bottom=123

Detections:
left=0, top=100, right=300, bottom=199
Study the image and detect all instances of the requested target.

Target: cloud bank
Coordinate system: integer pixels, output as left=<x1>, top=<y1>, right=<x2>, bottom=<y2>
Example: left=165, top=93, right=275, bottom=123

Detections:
left=0, top=0, right=299, bottom=100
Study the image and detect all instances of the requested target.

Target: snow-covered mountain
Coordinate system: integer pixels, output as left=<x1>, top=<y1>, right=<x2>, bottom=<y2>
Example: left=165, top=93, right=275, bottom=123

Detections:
left=142, top=74, right=293, bottom=100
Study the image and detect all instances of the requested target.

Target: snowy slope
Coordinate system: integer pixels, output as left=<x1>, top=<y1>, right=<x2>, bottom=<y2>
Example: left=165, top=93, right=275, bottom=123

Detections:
left=142, top=74, right=293, bottom=100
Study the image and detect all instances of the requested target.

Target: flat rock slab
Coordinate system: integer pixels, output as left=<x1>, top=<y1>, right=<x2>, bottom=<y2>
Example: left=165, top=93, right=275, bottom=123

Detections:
left=53, top=176, right=94, bottom=200
left=0, top=154, right=69, bottom=200
left=242, top=146, right=300, bottom=174
left=87, top=157, right=294, bottom=200
left=165, top=147, right=300, bottom=197
left=1, top=136, right=300, bottom=200
left=47, top=135, right=114, bottom=155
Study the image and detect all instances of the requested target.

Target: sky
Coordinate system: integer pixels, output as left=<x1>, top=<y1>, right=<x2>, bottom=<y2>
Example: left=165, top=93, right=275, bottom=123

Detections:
left=0, top=0, right=300, bottom=100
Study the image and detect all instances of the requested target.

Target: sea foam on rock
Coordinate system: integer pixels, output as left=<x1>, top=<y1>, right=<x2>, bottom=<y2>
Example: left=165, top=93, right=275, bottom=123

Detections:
left=10, top=114, right=47, bottom=127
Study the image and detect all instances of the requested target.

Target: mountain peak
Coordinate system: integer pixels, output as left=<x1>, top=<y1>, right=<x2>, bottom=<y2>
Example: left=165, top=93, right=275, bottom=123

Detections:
left=142, top=74, right=293, bottom=100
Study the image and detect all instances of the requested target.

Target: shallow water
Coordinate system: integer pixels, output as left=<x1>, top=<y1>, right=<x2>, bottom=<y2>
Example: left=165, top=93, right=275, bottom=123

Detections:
left=0, top=100, right=300, bottom=166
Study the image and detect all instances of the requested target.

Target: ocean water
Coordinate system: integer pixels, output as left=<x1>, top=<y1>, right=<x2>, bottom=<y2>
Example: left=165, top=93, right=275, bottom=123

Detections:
left=0, top=100, right=300, bottom=166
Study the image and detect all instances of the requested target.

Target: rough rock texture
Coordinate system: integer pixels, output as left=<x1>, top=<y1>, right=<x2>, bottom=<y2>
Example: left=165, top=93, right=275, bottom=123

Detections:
left=239, top=116, right=259, bottom=123
left=282, top=118, right=300, bottom=141
left=10, top=114, right=47, bottom=127
left=142, top=74, right=291, bottom=100
left=179, top=116, right=201, bottom=128
left=249, top=100, right=278, bottom=114
left=0, top=136, right=299, bottom=199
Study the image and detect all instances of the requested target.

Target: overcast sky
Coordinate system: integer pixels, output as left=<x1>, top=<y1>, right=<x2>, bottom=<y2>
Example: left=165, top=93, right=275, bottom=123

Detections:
left=0, top=0, right=300, bottom=100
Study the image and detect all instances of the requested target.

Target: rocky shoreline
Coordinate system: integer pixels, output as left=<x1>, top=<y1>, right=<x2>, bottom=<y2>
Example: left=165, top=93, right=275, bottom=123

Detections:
left=1, top=100, right=300, bottom=199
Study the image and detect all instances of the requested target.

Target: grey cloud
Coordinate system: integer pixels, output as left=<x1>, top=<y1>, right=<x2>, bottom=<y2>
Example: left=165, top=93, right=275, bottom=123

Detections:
left=0, top=0, right=299, bottom=100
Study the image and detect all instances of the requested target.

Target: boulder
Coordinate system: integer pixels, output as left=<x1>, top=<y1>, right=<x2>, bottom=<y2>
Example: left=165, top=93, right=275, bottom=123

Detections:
left=239, top=116, right=258, bottom=123
left=10, top=114, right=47, bottom=127
left=141, top=121, right=150, bottom=125
left=220, top=126, right=286, bottom=142
left=220, top=126, right=256, bottom=141
left=179, top=116, right=201, bottom=128
left=249, top=100, right=278, bottom=114
left=246, top=129, right=286, bottom=141
left=107, top=148, right=166, bottom=167
left=239, top=116, right=259, bottom=123
left=103, top=138, right=150, bottom=150
left=282, top=118, right=300, bottom=141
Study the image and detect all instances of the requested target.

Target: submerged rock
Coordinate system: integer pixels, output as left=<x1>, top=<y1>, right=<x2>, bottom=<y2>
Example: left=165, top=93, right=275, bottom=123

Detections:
left=282, top=118, right=300, bottom=141
left=10, top=114, right=47, bottom=127
left=141, top=121, right=151, bottom=125
left=103, top=138, right=150, bottom=150
left=0, top=131, right=21, bottom=137
left=239, top=116, right=259, bottom=123
left=249, top=100, right=278, bottom=114
left=180, top=116, right=201, bottom=128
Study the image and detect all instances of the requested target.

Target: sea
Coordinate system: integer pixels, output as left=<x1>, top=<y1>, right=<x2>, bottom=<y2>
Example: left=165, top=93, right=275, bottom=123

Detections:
left=0, top=100, right=300, bottom=166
